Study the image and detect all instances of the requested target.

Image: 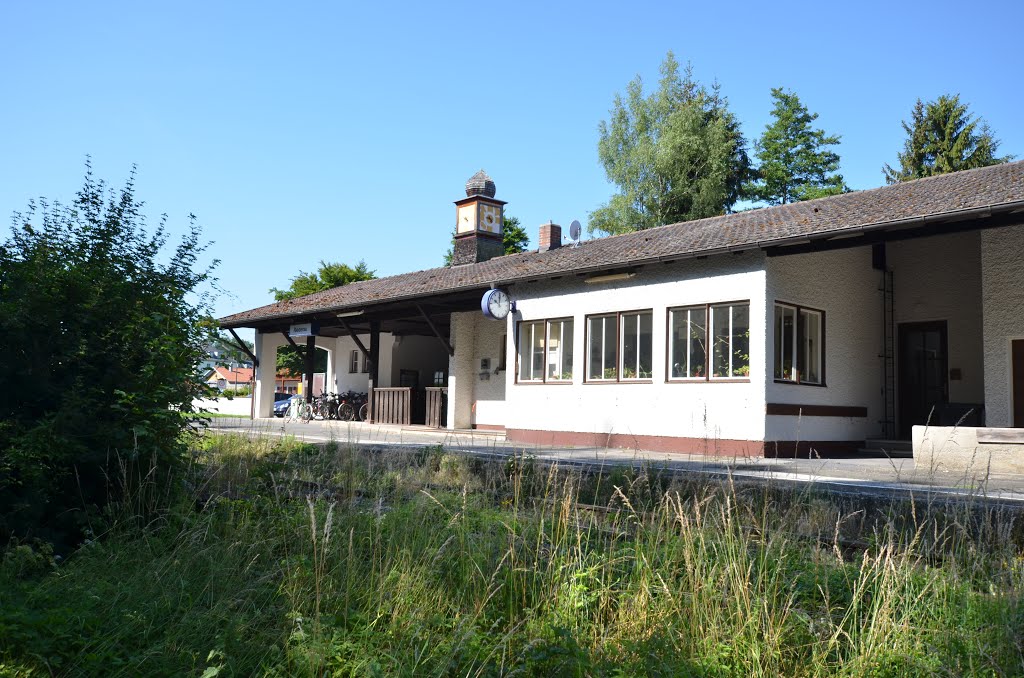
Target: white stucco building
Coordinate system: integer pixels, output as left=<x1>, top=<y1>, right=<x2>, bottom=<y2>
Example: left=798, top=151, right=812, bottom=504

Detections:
left=220, top=164, right=1024, bottom=457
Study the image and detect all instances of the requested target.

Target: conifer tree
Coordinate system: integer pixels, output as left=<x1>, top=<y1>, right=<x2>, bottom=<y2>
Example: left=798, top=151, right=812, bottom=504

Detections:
left=883, top=94, right=1012, bottom=183
left=746, top=88, right=846, bottom=205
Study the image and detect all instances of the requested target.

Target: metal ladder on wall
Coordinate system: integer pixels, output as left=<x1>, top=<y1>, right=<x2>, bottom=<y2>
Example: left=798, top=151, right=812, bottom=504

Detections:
left=879, top=270, right=896, bottom=438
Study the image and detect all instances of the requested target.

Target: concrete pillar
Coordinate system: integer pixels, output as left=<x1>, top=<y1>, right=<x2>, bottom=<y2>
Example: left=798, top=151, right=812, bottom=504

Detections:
left=323, top=339, right=335, bottom=394
left=254, top=330, right=282, bottom=418
left=447, top=311, right=476, bottom=429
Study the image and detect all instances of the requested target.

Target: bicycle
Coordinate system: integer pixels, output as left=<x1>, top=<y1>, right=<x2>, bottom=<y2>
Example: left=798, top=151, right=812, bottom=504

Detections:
left=287, top=395, right=312, bottom=423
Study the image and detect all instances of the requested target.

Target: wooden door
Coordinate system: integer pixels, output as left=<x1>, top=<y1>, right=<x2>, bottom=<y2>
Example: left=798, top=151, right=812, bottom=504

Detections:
left=1013, top=340, right=1024, bottom=427
left=898, top=321, right=948, bottom=438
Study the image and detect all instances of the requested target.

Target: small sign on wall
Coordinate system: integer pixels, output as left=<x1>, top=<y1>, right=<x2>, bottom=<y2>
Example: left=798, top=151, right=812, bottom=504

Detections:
left=480, top=358, right=490, bottom=371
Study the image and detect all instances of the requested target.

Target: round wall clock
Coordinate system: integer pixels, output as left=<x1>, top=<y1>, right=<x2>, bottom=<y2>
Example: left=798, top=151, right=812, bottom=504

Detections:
left=481, top=289, right=512, bottom=320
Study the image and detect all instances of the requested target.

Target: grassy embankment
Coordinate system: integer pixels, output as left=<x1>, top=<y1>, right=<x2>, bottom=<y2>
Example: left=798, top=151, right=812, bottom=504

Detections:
left=2, top=433, right=1023, bottom=676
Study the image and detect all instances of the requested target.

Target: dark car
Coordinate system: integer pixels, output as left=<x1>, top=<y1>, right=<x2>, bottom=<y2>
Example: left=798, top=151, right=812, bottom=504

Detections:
left=273, top=394, right=299, bottom=417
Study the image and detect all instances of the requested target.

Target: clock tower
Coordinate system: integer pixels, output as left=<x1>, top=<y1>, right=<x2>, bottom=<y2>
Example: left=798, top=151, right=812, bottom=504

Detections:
left=452, top=170, right=506, bottom=266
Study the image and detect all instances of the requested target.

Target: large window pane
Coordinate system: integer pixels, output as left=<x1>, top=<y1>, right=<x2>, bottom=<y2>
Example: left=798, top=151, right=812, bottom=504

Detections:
left=732, top=304, right=749, bottom=377
left=711, top=306, right=731, bottom=378
left=547, top=319, right=574, bottom=381
left=519, top=321, right=544, bottom=382
left=800, top=309, right=821, bottom=384
left=711, top=303, right=749, bottom=378
left=587, top=315, right=616, bottom=380
left=531, top=322, right=544, bottom=379
left=689, top=307, right=707, bottom=378
left=775, top=305, right=796, bottom=380
left=620, top=311, right=652, bottom=380
left=638, top=312, right=653, bottom=378
left=621, top=313, right=638, bottom=378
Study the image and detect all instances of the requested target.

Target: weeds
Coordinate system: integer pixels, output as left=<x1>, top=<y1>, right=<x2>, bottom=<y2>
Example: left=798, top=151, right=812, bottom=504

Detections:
left=2, top=433, right=1023, bottom=676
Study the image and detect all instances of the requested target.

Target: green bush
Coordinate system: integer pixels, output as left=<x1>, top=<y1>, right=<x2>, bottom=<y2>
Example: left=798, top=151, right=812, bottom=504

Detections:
left=0, top=163, right=215, bottom=551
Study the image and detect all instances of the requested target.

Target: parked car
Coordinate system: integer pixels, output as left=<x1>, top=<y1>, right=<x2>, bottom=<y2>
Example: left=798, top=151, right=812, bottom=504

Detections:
left=274, top=392, right=292, bottom=402
left=273, top=394, right=299, bottom=417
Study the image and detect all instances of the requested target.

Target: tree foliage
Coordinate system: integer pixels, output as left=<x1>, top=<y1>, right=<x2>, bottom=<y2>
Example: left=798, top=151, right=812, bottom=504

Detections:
left=746, top=88, right=847, bottom=205
left=590, top=52, right=750, bottom=235
left=210, top=331, right=254, bottom=366
left=883, top=94, right=1013, bottom=184
left=270, top=260, right=375, bottom=377
left=0, top=164, right=215, bottom=550
left=270, top=260, right=375, bottom=302
left=443, top=215, right=530, bottom=265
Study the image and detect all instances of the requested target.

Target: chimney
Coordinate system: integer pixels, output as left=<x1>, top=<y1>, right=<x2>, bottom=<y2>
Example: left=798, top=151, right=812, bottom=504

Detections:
left=539, top=222, right=561, bottom=252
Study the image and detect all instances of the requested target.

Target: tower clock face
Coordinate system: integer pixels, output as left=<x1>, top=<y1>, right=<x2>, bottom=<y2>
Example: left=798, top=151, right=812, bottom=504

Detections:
left=480, top=204, right=502, bottom=234
left=457, top=204, right=476, bottom=234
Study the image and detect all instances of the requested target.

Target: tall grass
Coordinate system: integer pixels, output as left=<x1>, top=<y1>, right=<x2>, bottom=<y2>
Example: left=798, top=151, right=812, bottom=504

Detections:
left=2, top=433, right=1022, bottom=676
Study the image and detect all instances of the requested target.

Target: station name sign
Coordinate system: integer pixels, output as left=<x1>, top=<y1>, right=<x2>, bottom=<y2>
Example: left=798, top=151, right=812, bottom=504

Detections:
left=288, top=322, right=320, bottom=337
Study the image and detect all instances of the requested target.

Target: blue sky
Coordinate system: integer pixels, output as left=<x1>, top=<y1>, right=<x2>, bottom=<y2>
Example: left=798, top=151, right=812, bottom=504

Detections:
left=2, top=0, right=1021, bottom=337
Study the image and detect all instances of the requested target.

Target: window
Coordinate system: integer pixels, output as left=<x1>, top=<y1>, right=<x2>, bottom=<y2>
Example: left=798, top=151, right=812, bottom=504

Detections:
left=774, top=303, right=823, bottom=385
left=668, top=306, right=707, bottom=379
left=586, top=311, right=653, bottom=382
left=711, top=303, right=749, bottom=378
left=587, top=315, right=617, bottom=381
left=361, top=352, right=370, bottom=373
left=668, top=302, right=749, bottom=381
left=349, top=350, right=359, bottom=373
left=518, top=318, right=573, bottom=383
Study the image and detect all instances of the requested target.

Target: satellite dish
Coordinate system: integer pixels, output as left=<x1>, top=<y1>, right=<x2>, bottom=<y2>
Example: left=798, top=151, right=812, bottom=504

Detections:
left=569, top=219, right=582, bottom=248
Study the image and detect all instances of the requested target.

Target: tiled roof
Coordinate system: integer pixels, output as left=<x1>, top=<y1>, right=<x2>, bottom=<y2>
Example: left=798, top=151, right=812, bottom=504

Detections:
left=206, top=366, right=254, bottom=382
left=221, top=161, right=1024, bottom=328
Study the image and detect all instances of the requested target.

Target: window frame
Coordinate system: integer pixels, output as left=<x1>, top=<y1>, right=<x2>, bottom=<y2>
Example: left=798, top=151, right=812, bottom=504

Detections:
left=584, top=309, right=654, bottom=384
left=773, top=301, right=826, bottom=387
left=665, top=300, right=751, bottom=383
left=515, top=317, right=574, bottom=384
left=348, top=349, right=359, bottom=374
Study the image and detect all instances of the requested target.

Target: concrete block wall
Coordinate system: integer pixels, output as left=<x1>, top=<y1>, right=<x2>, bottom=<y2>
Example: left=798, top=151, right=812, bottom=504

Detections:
left=981, top=225, right=1024, bottom=427
left=765, top=246, right=883, bottom=442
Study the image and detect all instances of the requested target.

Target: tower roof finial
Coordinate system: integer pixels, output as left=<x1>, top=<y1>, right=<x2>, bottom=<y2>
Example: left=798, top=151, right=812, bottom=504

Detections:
left=465, top=169, right=496, bottom=198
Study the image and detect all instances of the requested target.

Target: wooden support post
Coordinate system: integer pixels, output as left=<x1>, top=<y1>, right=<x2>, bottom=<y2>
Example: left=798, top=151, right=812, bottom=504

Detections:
left=367, top=320, right=380, bottom=423
left=304, top=335, right=315, bottom=401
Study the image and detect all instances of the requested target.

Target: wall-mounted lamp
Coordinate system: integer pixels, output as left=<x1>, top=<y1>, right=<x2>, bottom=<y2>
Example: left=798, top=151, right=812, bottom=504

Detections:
left=336, top=310, right=364, bottom=318
left=584, top=272, right=636, bottom=284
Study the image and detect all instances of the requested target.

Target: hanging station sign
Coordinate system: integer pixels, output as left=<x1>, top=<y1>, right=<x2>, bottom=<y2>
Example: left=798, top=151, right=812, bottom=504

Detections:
left=288, top=322, right=320, bottom=337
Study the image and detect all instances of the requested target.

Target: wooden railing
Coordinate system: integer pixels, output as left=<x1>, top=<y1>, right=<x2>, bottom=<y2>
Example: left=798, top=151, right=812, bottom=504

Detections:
left=425, top=387, right=447, bottom=428
left=372, top=387, right=411, bottom=425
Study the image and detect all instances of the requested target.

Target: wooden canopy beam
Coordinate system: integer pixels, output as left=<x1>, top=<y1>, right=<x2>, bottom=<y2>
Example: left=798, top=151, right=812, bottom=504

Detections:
left=226, top=328, right=259, bottom=367
left=416, top=303, right=455, bottom=357
left=281, top=331, right=306, bottom=356
left=339, top=319, right=371, bottom=362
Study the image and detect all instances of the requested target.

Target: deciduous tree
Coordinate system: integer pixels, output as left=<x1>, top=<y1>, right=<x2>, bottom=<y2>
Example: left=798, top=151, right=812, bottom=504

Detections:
left=270, top=260, right=375, bottom=377
left=270, top=260, right=375, bottom=301
left=746, top=88, right=847, bottom=205
left=0, top=163, right=215, bottom=550
left=883, top=94, right=1012, bottom=183
left=590, top=52, right=750, bottom=235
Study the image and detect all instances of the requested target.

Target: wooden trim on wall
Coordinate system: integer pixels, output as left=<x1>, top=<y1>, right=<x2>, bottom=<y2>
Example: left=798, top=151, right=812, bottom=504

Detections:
left=766, top=403, right=867, bottom=418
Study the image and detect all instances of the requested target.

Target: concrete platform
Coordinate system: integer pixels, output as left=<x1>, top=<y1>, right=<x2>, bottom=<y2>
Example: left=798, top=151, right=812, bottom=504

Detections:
left=204, top=417, right=1024, bottom=503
